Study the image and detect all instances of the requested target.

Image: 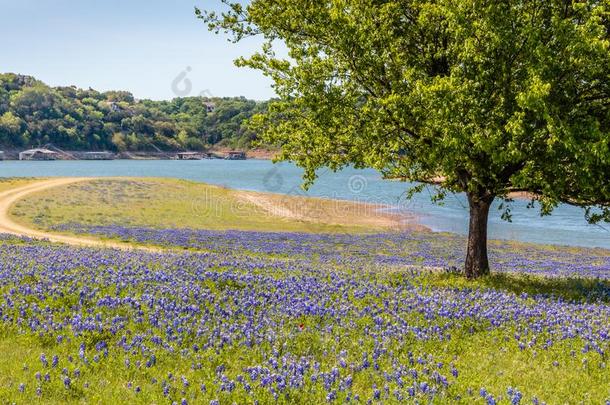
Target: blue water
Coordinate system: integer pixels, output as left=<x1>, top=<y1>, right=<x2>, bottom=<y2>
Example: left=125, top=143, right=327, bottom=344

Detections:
left=1, top=159, right=608, bottom=248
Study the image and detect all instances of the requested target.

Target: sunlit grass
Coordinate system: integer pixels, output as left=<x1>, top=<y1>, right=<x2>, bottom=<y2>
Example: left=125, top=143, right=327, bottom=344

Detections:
left=10, top=178, right=399, bottom=234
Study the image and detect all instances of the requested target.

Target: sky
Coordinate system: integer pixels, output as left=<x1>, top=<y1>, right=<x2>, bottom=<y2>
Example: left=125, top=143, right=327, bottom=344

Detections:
left=0, top=0, right=274, bottom=100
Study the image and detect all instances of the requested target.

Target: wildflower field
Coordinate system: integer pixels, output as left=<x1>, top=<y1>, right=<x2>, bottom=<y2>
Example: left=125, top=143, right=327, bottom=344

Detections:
left=0, top=226, right=608, bottom=404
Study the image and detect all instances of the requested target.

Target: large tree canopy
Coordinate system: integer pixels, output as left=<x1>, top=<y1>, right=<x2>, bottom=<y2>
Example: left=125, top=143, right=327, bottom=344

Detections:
left=200, top=0, right=610, bottom=277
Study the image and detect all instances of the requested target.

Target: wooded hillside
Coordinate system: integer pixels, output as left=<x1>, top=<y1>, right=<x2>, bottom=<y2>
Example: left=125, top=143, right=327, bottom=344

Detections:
left=0, top=73, right=267, bottom=152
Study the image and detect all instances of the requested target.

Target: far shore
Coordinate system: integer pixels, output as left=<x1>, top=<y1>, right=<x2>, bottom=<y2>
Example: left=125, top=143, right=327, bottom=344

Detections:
left=0, top=147, right=278, bottom=161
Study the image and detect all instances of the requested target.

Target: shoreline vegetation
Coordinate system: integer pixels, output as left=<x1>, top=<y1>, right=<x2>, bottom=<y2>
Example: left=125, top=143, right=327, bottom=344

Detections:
left=7, top=177, right=424, bottom=236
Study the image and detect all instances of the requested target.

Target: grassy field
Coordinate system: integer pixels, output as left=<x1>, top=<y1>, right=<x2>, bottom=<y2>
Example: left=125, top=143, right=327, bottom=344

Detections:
left=0, top=233, right=607, bottom=404
left=10, top=178, right=407, bottom=234
left=0, top=177, right=40, bottom=192
left=0, top=178, right=608, bottom=404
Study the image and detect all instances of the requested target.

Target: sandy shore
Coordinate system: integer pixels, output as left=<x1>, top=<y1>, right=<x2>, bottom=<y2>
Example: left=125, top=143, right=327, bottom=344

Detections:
left=236, top=190, right=428, bottom=231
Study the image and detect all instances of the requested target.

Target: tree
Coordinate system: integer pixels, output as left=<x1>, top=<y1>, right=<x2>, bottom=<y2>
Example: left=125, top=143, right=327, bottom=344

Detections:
left=200, top=0, right=610, bottom=278
left=0, top=111, right=23, bottom=143
left=11, top=85, right=64, bottom=120
left=111, top=132, right=127, bottom=152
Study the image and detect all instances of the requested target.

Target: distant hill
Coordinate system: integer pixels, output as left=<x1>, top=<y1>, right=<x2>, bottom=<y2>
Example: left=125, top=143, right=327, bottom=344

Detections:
left=0, top=73, right=268, bottom=152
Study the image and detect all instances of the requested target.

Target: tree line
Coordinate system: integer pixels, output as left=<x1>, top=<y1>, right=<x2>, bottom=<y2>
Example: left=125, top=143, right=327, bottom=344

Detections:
left=0, top=73, right=267, bottom=152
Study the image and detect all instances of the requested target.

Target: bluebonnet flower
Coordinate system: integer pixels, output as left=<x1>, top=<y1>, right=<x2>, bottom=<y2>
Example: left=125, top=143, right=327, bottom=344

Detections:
left=0, top=225, right=606, bottom=403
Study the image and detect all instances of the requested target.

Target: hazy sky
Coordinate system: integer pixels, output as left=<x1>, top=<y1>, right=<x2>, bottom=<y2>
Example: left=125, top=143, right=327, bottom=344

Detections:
left=0, top=0, right=274, bottom=100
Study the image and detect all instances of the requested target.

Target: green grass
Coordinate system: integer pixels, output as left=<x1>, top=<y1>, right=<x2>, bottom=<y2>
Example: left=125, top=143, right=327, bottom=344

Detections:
left=0, top=177, right=40, bottom=192
left=414, top=272, right=610, bottom=303
left=10, top=178, right=395, bottom=234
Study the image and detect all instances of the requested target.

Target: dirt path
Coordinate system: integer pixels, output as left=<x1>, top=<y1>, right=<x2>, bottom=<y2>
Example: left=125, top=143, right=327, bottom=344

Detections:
left=0, top=178, right=153, bottom=251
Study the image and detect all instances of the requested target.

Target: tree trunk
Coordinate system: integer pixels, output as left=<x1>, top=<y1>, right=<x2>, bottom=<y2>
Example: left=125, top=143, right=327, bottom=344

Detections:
left=465, top=193, right=493, bottom=279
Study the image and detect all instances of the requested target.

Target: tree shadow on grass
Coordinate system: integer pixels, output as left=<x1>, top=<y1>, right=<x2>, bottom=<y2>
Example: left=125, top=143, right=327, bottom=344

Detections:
left=423, top=272, right=610, bottom=303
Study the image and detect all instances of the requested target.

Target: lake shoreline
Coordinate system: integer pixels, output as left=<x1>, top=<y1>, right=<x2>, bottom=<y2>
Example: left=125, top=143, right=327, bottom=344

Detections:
left=0, top=147, right=277, bottom=161
left=0, top=160, right=607, bottom=248
left=7, top=177, right=428, bottom=242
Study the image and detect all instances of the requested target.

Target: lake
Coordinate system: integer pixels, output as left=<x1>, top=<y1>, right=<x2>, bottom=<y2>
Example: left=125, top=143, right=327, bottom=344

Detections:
left=1, top=159, right=608, bottom=248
